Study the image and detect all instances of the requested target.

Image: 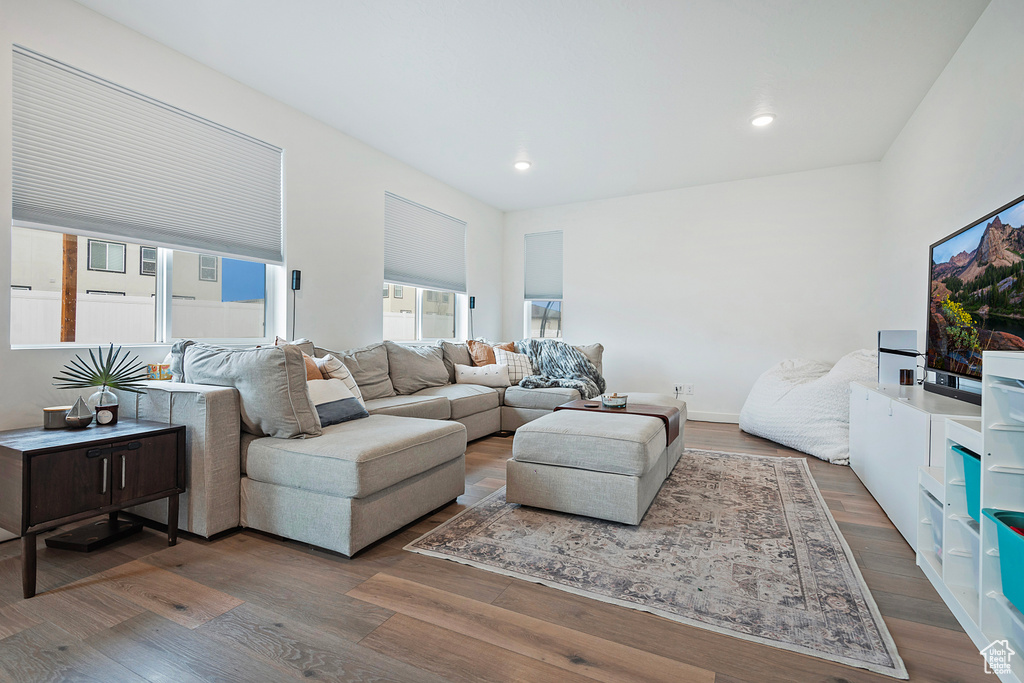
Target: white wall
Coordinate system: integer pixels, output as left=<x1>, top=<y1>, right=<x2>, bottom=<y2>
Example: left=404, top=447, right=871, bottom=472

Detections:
left=878, top=0, right=1024, bottom=348
left=503, top=162, right=881, bottom=421
left=0, top=0, right=503, bottom=429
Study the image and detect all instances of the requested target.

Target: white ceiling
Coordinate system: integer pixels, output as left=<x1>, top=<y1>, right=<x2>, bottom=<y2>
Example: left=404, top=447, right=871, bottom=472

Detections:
left=75, top=0, right=989, bottom=211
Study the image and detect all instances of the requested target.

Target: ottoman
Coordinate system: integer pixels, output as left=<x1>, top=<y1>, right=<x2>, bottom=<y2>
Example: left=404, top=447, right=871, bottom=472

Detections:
left=507, top=410, right=671, bottom=525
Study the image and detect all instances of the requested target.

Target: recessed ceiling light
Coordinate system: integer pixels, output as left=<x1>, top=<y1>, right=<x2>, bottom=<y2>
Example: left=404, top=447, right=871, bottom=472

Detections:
left=751, top=113, right=775, bottom=127
left=514, top=160, right=532, bottom=171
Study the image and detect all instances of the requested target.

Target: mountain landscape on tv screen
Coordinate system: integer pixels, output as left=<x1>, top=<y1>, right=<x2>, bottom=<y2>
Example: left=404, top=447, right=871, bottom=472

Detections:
left=929, top=206, right=1024, bottom=379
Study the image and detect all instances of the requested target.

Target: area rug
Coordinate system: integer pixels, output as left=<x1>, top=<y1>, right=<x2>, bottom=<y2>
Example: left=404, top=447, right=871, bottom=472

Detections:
left=405, top=448, right=907, bottom=679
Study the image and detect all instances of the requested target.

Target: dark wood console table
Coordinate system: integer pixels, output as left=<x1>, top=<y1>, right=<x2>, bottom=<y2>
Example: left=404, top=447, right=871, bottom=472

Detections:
left=0, top=419, right=185, bottom=598
left=554, top=400, right=681, bottom=445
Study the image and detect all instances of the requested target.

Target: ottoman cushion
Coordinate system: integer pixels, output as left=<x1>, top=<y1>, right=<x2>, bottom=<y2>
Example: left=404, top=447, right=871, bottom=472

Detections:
left=512, top=411, right=666, bottom=477
left=245, top=414, right=467, bottom=499
left=504, top=386, right=581, bottom=410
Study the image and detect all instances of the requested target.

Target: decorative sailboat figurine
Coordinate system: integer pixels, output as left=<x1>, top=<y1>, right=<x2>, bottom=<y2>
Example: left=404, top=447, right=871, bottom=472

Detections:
left=64, top=396, right=93, bottom=429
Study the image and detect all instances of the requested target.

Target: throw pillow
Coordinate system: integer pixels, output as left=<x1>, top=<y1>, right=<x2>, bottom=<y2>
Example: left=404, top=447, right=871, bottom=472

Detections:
left=317, top=342, right=395, bottom=400
left=313, top=354, right=364, bottom=405
left=385, top=341, right=449, bottom=394
left=168, top=339, right=195, bottom=381
left=494, top=348, right=534, bottom=384
left=302, top=353, right=321, bottom=381
left=183, top=343, right=322, bottom=439
left=275, top=336, right=315, bottom=356
left=467, top=339, right=496, bottom=366
left=574, top=343, right=605, bottom=377
left=306, top=379, right=369, bottom=427
left=455, top=363, right=511, bottom=388
left=495, top=342, right=515, bottom=352
left=436, top=340, right=473, bottom=383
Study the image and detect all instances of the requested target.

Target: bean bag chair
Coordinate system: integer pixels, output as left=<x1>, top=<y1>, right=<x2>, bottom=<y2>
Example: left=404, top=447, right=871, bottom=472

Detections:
left=739, top=349, right=877, bottom=465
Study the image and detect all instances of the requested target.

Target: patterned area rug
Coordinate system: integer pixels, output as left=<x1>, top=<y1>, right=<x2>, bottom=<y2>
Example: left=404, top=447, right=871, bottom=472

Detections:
left=406, top=448, right=907, bottom=679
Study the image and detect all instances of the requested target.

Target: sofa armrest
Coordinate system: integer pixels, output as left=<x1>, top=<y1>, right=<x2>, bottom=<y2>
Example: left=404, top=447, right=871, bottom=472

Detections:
left=115, top=381, right=241, bottom=537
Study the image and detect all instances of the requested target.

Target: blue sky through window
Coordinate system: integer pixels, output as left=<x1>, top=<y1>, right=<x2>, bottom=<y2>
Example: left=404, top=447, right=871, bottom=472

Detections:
left=221, top=258, right=265, bottom=302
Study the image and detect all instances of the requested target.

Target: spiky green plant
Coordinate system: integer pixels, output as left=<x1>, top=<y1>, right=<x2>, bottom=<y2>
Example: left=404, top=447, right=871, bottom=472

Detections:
left=52, top=344, right=149, bottom=394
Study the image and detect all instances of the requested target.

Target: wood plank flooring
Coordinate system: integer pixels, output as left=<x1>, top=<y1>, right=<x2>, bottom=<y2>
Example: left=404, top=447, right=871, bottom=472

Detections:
left=0, top=422, right=992, bottom=682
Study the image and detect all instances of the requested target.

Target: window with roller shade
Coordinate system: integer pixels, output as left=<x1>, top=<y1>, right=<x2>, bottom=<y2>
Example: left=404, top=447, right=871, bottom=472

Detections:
left=523, top=230, right=564, bottom=338
left=383, top=193, right=465, bottom=341
left=10, top=46, right=281, bottom=345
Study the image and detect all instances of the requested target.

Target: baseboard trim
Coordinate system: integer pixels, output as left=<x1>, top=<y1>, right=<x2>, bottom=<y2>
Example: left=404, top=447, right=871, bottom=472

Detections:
left=687, top=411, right=739, bottom=424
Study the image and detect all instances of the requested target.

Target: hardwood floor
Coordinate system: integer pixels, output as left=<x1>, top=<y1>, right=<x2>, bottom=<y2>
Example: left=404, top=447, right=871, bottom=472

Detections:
left=0, top=423, right=990, bottom=682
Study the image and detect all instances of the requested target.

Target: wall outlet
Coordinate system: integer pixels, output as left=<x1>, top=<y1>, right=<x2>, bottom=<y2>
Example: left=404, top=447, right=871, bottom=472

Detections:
left=674, top=384, right=695, bottom=395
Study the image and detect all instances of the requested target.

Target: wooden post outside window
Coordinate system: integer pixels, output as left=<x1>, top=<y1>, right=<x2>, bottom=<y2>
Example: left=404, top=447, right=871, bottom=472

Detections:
left=60, top=234, right=77, bottom=342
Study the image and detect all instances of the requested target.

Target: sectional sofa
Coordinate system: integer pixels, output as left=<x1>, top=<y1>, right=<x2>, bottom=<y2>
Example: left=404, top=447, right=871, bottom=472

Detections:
left=116, top=339, right=605, bottom=556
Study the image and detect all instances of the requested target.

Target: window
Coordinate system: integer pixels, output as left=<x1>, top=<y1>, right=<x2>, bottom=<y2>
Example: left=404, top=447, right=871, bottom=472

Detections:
left=523, top=231, right=564, bottom=338
left=526, top=300, right=562, bottom=339
left=87, top=240, right=126, bottom=273
left=11, top=47, right=283, bottom=346
left=383, top=285, right=389, bottom=298
left=140, top=247, right=157, bottom=276
left=383, top=283, right=457, bottom=341
left=199, top=255, right=218, bottom=282
left=11, top=228, right=156, bottom=345
left=393, top=285, right=404, bottom=299
left=173, top=250, right=266, bottom=340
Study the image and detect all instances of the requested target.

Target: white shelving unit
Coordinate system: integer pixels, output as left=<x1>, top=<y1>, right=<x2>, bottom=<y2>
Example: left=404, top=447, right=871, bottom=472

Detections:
left=918, top=351, right=1024, bottom=683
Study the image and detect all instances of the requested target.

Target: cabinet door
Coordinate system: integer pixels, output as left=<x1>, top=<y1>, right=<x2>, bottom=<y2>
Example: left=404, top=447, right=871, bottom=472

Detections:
left=29, top=446, right=110, bottom=525
left=112, top=433, right=179, bottom=504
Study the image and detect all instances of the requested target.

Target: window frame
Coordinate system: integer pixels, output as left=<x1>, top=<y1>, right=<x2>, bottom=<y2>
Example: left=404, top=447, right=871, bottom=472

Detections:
left=86, top=239, right=127, bottom=274
left=85, top=289, right=126, bottom=296
left=383, top=282, right=463, bottom=343
left=10, top=224, right=282, bottom=349
left=140, top=246, right=157, bottom=276
left=198, top=254, right=219, bottom=282
left=524, top=299, right=564, bottom=340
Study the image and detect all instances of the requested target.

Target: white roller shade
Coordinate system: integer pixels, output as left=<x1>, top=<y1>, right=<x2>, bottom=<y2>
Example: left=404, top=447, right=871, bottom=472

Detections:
left=524, top=230, right=563, bottom=299
left=12, top=46, right=284, bottom=263
left=384, top=192, right=467, bottom=293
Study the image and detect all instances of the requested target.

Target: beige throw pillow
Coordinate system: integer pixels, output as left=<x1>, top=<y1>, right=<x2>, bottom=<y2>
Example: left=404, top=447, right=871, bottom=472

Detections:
left=183, top=343, right=322, bottom=439
left=455, top=363, right=511, bottom=388
left=494, top=348, right=534, bottom=384
left=313, top=354, right=364, bottom=406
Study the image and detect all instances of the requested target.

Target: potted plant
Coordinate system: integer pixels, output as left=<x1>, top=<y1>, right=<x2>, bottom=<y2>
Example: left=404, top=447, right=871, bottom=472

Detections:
left=52, top=344, right=149, bottom=426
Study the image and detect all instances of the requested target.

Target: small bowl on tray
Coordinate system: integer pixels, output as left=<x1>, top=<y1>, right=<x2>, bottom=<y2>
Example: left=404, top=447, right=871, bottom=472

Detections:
left=601, top=393, right=628, bottom=409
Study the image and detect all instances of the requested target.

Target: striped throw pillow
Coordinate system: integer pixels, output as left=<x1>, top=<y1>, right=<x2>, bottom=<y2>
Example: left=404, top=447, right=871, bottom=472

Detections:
left=313, top=354, right=364, bottom=406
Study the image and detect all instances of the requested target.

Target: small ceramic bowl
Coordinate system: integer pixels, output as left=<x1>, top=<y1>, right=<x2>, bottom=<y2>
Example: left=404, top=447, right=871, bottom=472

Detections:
left=601, top=393, right=628, bottom=409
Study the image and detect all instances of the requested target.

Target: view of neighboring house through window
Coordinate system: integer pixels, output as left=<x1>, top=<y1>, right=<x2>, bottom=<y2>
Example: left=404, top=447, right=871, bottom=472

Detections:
left=383, top=283, right=456, bottom=341
left=10, top=228, right=156, bottom=345
left=172, top=249, right=266, bottom=339
left=527, top=300, right=562, bottom=338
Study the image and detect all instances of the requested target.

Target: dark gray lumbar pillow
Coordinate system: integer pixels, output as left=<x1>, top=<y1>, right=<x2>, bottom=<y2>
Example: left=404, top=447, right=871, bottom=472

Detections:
left=385, top=341, right=449, bottom=394
left=183, top=343, right=322, bottom=439
left=306, top=379, right=368, bottom=427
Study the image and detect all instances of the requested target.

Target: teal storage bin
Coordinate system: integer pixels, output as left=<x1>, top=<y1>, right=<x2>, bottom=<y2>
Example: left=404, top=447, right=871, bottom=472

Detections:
left=953, top=445, right=982, bottom=523
left=983, top=509, right=1024, bottom=614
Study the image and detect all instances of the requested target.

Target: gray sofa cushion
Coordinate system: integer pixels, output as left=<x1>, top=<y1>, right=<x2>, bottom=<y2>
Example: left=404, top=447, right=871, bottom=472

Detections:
left=183, top=343, right=321, bottom=439
left=321, top=342, right=395, bottom=400
left=363, top=394, right=451, bottom=420
left=512, top=411, right=665, bottom=477
left=385, top=342, right=449, bottom=395
left=244, top=414, right=467, bottom=499
left=437, top=341, right=473, bottom=383
left=503, top=385, right=581, bottom=410
left=413, top=384, right=500, bottom=420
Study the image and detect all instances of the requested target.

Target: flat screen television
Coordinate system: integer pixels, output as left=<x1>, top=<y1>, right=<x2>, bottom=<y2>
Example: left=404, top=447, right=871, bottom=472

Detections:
left=926, top=192, right=1024, bottom=404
